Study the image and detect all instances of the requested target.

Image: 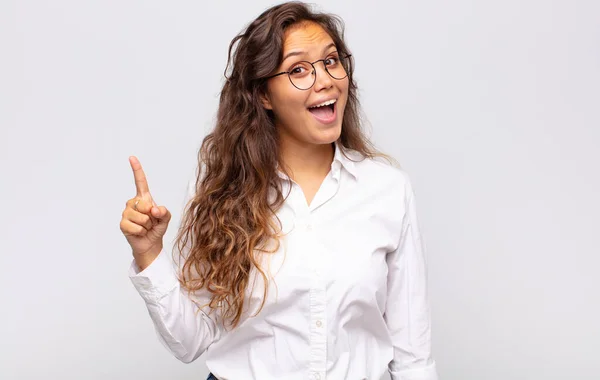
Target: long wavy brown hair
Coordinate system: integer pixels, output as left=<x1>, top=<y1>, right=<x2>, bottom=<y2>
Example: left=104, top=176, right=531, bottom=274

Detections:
left=172, top=1, right=392, bottom=329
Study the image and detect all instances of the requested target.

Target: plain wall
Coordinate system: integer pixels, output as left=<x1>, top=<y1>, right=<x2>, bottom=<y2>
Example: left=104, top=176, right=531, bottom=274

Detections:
left=1, top=0, right=598, bottom=379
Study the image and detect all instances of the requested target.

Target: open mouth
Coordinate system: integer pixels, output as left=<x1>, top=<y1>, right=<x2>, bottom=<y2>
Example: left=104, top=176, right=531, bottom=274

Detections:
left=307, top=99, right=337, bottom=124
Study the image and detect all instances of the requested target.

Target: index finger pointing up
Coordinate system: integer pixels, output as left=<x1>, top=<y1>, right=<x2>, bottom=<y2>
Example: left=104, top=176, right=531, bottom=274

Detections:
left=129, top=156, right=150, bottom=197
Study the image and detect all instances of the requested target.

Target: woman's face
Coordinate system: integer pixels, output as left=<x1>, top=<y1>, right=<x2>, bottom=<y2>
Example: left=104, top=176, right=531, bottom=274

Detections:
left=262, top=21, right=349, bottom=148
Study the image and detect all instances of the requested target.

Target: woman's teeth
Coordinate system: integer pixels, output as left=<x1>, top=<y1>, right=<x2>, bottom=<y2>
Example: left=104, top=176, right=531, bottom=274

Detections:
left=309, top=99, right=336, bottom=109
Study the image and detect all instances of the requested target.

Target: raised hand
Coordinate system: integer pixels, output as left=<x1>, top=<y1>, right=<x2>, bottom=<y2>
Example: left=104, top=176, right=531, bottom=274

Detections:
left=120, top=156, right=172, bottom=271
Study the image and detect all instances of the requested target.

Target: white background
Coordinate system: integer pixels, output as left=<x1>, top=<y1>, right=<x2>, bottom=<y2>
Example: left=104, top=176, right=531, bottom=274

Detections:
left=1, top=1, right=599, bottom=379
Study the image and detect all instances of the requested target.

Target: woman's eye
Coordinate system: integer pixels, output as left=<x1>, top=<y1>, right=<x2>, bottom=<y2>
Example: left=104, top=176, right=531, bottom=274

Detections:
left=325, top=57, right=339, bottom=66
left=290, top=65, right=310, bottom=75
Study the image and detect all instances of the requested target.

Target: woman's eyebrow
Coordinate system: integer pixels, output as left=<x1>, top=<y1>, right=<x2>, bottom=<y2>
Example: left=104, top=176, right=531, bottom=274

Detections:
left=281, top=43, right=337, bottom=63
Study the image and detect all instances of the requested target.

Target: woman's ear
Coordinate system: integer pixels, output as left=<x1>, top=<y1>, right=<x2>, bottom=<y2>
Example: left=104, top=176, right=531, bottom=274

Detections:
left=260, top=92, right=273, bottom=110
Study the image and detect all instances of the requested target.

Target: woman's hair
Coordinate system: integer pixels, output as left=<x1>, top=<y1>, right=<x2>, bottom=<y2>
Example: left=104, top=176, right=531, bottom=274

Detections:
left=173, top=1, right=391, bottom=329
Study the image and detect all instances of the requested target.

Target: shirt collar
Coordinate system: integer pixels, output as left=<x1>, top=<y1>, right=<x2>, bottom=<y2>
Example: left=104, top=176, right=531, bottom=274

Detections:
left=332, top=140, right=358, bottom=180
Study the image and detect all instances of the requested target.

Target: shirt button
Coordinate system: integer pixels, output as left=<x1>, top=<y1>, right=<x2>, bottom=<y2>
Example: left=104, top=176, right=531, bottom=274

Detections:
left=306, top=223, right=312, bottom=231
left=316, top=320, right=322, bottom=327
left=315, top=373, right=321, bottom=380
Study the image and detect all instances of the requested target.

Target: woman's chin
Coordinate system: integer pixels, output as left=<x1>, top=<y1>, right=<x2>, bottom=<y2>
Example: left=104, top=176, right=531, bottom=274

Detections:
left=310, top=125, right=342, bottom=145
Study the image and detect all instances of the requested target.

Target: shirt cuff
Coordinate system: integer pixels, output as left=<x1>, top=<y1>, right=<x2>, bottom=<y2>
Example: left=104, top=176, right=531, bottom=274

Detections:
left=128, top=248, right=179, bottom=303
left=390, top=361, right=439, bottom=380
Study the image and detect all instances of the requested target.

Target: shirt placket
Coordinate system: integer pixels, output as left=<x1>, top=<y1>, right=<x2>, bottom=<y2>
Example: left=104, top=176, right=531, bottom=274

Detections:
left=303, top=167, right=341, bottom=380
left=308, top=238, right=327, bottom=380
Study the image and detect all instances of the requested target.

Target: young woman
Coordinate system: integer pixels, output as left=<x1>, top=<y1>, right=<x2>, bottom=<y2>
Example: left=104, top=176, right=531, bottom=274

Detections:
left=120, top=2, right=439, bottom=379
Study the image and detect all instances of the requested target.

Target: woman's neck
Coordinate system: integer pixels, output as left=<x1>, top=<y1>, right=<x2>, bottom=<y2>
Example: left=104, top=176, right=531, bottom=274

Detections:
left=279, top=139, right=335, bottom=182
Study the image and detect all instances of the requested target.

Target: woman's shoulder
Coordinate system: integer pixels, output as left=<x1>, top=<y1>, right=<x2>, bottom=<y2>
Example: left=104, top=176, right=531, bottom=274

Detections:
left=345, top=148, right=413, bottom=190
left=343, top=148, right=416, bottom=224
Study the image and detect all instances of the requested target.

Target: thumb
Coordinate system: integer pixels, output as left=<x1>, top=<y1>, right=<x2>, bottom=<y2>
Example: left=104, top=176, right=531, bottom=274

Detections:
left=151, top=205, right=171, bottom=223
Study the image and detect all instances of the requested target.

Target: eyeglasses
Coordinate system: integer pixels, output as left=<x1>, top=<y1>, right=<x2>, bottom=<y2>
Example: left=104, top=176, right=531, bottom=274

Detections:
left=265, top=52, right=352, bottom=90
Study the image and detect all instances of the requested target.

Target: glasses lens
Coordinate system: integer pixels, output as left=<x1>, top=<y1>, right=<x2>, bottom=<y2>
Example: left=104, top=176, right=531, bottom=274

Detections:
left=288, top=61, right=315, bottom=90
left=325, top=54, right=349, bottom=80
left=287, top=55, right=351, bottom=90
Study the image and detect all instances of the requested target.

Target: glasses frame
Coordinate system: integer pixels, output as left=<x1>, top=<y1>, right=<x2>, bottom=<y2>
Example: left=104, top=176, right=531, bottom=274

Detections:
left=265, top=53, right=353, bottom=91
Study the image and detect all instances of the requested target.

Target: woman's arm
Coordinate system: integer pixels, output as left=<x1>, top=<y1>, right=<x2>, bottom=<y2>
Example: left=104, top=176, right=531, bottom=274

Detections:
left=129, top=248, right=220, bottom=363
left=128, top=174, right=220, bottom=363
left=385, top=179, right=439, bottom=380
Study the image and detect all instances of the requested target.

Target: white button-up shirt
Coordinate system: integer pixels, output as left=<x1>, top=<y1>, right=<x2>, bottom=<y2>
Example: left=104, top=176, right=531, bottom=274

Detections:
left=129, top=142, right=439, bottom=380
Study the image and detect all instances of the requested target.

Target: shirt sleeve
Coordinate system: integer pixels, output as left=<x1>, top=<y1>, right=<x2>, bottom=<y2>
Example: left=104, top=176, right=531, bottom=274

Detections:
left=385, top=178, right=439, bottom=380
left=128, top=172, right=220, bottom=363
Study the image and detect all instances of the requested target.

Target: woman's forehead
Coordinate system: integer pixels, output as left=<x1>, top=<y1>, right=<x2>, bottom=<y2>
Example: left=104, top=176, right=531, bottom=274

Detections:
left=282, top=22, right=335, bottom=58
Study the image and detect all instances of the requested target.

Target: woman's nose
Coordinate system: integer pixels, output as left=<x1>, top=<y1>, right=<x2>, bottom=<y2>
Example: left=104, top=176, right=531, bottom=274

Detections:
left=312, top=62, right=334, bottom=91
